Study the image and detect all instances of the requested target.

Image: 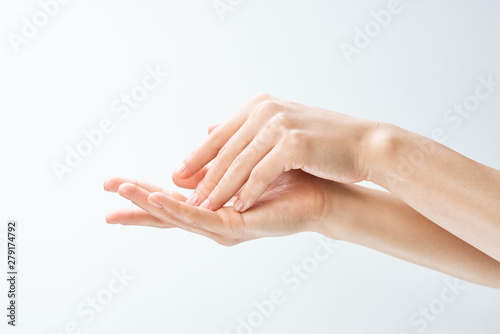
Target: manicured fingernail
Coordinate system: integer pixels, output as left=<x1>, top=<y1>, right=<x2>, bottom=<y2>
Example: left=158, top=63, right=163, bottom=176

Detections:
left=149, top=200, right=162, bottom=209
left=233, top=199, right=243, bottom=212
left=177, top=163, right=186, bottom=176
left=186, top=192, right=198, bottom=205
left=200, top=198, right=211, bottom=210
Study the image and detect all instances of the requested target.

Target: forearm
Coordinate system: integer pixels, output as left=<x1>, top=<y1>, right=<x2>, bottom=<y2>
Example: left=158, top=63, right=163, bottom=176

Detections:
left=366, top=123, right=500, bottom=262
left=319, top=183, right=500, bottom=288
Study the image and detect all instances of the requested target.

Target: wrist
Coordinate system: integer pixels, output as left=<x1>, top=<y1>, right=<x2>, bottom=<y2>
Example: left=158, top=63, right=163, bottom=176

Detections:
left=364, top=122, right=406, bottom=187
left=311, top=181, right=366, bottom=241
left=364, top=122, right=439, bottom=192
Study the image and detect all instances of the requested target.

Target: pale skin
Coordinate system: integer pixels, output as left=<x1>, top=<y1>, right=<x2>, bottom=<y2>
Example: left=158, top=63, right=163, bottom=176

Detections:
left=104, top=93, right=500, bottom=289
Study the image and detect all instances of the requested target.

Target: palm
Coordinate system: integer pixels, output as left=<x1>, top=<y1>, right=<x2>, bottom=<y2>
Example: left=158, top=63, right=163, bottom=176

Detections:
left=217, top=170, right=325, bottom=240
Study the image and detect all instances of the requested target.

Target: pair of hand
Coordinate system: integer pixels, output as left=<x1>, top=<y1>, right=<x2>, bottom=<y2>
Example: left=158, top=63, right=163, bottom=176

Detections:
left=105, top=93, right=381, bottom=245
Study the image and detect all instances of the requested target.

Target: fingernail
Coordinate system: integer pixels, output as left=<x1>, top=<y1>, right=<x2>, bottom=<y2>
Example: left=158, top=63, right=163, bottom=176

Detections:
left=234, top=199, right=243, bottom=212
left=177, top=163, right=186, bottom=176
left=149, top=200, right=162, bottom=209
left=200, top=198, right=211, bottom=210
left=186, top=192, right=198, bottom=205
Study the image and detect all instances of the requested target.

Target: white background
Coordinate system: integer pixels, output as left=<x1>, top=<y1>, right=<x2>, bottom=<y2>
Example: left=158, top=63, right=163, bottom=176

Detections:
left=1, top=0, right=500, bottom=333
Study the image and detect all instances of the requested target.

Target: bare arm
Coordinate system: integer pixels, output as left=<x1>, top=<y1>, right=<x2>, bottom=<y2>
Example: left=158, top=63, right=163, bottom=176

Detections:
left=105, top=173, right=500, bottom=288
left=173, top=94, right=500, bottom=263
left=366, top=124, right=500, bottom=263
left=321, top=183, right=500, bottom=289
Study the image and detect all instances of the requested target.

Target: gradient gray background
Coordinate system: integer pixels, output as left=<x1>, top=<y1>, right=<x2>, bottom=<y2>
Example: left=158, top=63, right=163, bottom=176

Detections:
left=1, top=0, right=500, bottom=333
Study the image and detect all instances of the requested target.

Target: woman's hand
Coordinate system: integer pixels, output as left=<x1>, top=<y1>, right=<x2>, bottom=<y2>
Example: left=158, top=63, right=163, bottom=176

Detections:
left=104, top=170, right=348, bottom=245
left=173, top=93, right=380, bottom=213
left=104, top=170, right=500, bottom=288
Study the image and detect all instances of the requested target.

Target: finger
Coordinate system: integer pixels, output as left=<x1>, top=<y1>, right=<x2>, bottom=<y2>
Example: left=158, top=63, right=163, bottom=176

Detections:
left=148, top=191, right=226, bottom=234
left=178, top=113, right=247, bottom=179
left=104, top=177, right=187, bottom=201
left=234, top=145, right=286, bottom=212
left=172, top=165, right=209, bottom=190
left=190, top=99, right=285, bottom=207
left=176, top=94, right=274, bottom=180
left=117, top=183, right=221, bottom=239
left=208, top=123, right=220, bottom=135
left=106, top=208, right=175, bottom=228
left=202, top=124, right=281, bottom=210
left=104, top=177, right=163, bottom=193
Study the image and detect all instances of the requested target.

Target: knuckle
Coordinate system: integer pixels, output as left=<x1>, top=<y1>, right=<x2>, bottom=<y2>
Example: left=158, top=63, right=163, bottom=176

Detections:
left=246, top=140, right=260, bottom=154
left=256, top=126, right=275, bottom=147
left=284, top=129, right=303, bottom=148
left=251, top=92, right=274, bottom=103
left=211, top=134, right=225, bottom=150
left=196, top=177, right=215, bottom=197
left=208, top=128, right=226, bottom=149
left=228, top=157, right=242, bottom=174
left=250, top=165, right=266, bottom=186
left=268, top=112, right=289, bottom=132
left=216, top=145, right=226, bottom=159
left=255, top=100, right=280, bottom=119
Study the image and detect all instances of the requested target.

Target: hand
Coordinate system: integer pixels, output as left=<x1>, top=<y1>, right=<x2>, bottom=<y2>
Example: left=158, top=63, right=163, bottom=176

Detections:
left=173, top=93, right=379, bottom=213
left=104, top=170, right=347, bottom=245
left=103, top=171, right=500, bottom=288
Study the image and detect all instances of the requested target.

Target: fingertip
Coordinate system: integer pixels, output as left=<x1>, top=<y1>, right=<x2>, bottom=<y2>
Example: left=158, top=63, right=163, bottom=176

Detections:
left=208, top=123, right=219, bottom=135
left=200, top=198, right=211, bottom=210
left=104, top=177, right=119, bottom=192
left=174, top=162, right=188, bottom=179
left=148, top=191, right=164, bottom=203
left=105, top=211, right=120, bottom=224
left=103, top=178, right=110, bottom=191
left=104, top=177, right=135, bottom=192
left=171, top=170, right=189, bottom=189
left=233, top=198, right=244, bottom=212
left=234, top=189, right=257, bottom=212
left=117, top=183, right=135, bottom=198
left=239, top=204, right=251, bottom=213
